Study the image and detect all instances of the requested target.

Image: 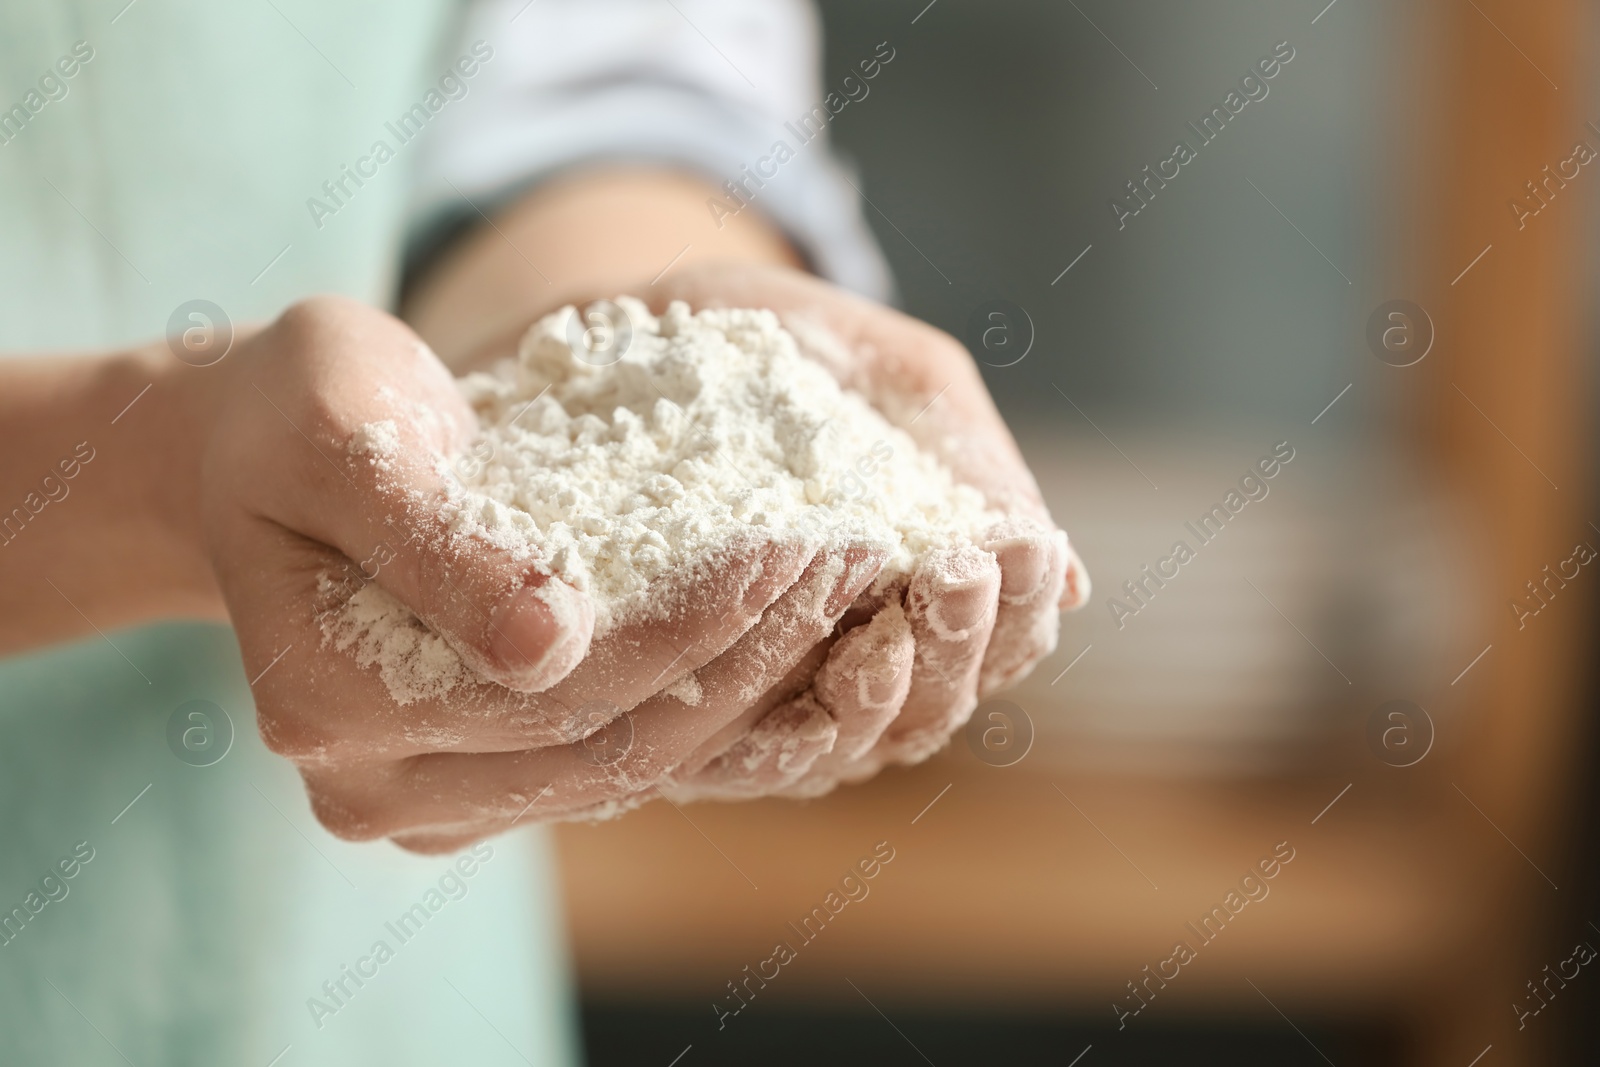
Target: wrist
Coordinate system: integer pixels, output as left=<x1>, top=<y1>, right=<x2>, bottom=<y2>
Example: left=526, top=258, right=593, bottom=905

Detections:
left=0, top=339, right=232, bottom=655
left=100, top=340, right=230, bottom=621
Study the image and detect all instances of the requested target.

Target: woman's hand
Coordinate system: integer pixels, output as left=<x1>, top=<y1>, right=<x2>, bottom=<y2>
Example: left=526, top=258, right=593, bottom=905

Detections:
left=403, top=169, right=1084, bottom=819
left=184, top=295, right=868, bottom=847
left=638, top=263, right=1089, bottom=801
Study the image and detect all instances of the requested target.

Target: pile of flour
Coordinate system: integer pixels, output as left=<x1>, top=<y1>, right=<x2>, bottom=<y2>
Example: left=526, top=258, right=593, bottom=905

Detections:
left=327, top=298, right=1000, bottom=703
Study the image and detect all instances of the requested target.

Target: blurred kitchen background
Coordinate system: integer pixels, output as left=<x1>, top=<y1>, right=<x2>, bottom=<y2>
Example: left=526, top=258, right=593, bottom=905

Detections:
left=563, top=1, right=1600, bottom=1064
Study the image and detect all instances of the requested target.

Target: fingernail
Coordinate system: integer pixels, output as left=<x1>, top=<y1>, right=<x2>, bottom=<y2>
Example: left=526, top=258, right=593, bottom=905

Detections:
left=862, top=660, right=907, bottom=707
left=985, top=535, right=1052, bottom=600
left=917, top=550, right=998, bottom=639
left=930, top=582, right=993, bottom=636
left=489, top=579, right=592, bottom=691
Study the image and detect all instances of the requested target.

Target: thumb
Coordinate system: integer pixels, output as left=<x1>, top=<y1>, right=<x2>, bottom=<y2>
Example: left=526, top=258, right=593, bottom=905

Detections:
left=340, top=421, right=593, bottom=693
left=240, top=391, right=594, bottom=694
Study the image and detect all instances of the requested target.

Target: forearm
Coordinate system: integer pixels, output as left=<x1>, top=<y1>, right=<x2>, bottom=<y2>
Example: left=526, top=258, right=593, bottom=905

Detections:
left=403, top=166, right=803, bottom=369
left=0, top=345, right=221, bottom=653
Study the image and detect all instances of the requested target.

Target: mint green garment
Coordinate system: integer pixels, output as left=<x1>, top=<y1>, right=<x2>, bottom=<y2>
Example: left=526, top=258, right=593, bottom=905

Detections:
left=0, top=4, right=579, bottom=1064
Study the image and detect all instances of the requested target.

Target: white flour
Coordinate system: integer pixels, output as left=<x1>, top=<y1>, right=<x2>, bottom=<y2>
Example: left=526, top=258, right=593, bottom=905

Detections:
left=326, top=298, right=1001, bottom=703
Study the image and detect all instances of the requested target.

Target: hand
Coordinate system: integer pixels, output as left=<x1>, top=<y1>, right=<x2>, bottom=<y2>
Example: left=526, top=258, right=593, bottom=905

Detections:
left=181, top=295, right=855, bottom=849
left=637, top=264, right=1089, bottom=801
left=402, top=171, right=1083, bottom=812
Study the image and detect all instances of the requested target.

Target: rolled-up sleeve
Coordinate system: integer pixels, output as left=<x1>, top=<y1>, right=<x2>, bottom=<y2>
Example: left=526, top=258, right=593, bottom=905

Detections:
left=409, top=0, right=893, bottom=301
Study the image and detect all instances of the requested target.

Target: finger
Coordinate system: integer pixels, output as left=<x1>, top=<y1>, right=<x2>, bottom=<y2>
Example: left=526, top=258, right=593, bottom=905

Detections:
left=535, top=533, right=816, bottom=727
left=308, top=544, right=884, bottom=840
left=814, top=600, right=916, bottom=761
left=774, top=601, right=916, bottom=799
left=1062, top=539, right=1091, bottom=610
left=232, top=298, right=591, bottom=692
left=652, top=540, right=887, bottom=788
left=977, top=520, right=1067, bottom=697
left=691, top=599, right=915, bottom=802
left=665, top=635, right=833, bottom=783
left=586, top=541, right=881, bottom=808
left=664, top=694, right=838, bottom=802
left=226, top=511, right=811, bottom=763
left=849, top=545, right=999, bottom=771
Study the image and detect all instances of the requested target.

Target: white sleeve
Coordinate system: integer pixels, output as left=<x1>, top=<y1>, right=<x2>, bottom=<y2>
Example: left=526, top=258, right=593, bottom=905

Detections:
left=409, top=0, right=894, bottom=301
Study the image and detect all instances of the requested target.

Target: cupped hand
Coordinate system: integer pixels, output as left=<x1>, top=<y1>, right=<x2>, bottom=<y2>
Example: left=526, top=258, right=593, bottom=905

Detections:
left=635, top=263, right=1089, bottom=801
left=185, top=295, right=848, bottom=847
left=200, top=270, right=1085, bottom=840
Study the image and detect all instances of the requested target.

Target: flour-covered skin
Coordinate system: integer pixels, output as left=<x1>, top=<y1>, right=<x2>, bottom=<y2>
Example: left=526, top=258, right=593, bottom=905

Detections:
left=229, top=274, right=1083, bottom=847
left=328, top=298, right=1003, bottom=705
left=645, top=265, right=1088, bottom=802
left=193, top=296, right=830, bottom=849
left=388, top=542, right=883, bottom=849
left=322, top=295, right=1084, bottom=820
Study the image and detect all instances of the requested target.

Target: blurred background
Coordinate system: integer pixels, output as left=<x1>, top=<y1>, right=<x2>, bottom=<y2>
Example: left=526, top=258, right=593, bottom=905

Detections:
left=559, top=1, right=1600, bottom=1064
